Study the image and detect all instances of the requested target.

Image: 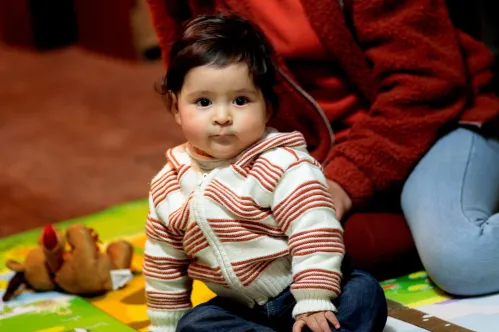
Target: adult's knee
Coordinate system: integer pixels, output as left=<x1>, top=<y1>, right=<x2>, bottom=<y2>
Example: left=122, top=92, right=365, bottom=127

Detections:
left=422, top=251, right=475, bottom=296
left=419, top=239, right=499, bottom=296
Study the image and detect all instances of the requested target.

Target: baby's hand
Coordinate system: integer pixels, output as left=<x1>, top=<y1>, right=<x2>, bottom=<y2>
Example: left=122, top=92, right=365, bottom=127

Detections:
left=293, top=311, right=340, bottom=332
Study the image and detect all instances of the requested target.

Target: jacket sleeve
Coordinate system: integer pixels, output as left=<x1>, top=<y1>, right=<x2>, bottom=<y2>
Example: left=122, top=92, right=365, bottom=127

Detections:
left=271, top=154, right=344, bottom=317
left=144, top=193, right=192, bottom=332
left=323, top=0, right=469, bottom=207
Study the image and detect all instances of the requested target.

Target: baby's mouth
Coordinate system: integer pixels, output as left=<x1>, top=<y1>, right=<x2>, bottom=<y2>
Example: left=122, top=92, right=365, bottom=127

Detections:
left=211, top=134, right=236, bottom=143
left=212, top=133, right=234, bottom=137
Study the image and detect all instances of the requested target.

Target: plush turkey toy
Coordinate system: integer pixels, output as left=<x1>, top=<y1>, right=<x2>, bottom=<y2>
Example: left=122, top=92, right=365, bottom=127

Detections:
left=2, top=224, right=133, bottom=301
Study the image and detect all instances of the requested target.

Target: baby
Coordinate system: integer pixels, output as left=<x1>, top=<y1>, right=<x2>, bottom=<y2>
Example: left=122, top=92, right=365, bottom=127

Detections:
left=144, top=14, right=387, bottom=332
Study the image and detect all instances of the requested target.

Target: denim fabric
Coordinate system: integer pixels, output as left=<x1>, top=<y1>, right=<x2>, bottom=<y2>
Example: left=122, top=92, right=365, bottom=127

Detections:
left=402, top=127, right=499, bottom=296
left=176, top=269, right=387, bottom=332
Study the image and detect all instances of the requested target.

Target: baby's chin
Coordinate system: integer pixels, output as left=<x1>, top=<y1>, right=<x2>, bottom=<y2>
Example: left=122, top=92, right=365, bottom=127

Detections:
left=208, top=148, right=243, bottom=160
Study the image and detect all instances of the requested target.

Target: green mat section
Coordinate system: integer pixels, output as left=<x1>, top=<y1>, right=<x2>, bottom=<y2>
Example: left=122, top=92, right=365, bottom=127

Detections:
left=0, top=199, right=148, bottom=274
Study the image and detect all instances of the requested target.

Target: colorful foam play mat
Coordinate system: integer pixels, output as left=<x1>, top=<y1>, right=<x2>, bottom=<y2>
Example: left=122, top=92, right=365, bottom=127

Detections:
left=1, top=200, right=498, bottom=331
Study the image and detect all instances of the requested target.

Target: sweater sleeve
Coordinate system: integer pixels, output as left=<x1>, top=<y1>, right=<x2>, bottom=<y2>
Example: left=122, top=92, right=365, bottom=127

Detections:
left=144, top=193, right=192, bottom=332
left=324, top=0, right=469, bottom=207
left=271, top=156, right=344, bottom=317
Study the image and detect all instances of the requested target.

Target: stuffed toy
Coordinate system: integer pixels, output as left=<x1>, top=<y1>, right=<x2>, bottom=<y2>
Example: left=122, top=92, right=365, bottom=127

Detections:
left=2, top=224, right=134, bottom=301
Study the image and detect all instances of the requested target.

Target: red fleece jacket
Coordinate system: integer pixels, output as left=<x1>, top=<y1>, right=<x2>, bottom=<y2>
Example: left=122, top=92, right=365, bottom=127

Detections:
left=146, top=0, right=499, bottom=208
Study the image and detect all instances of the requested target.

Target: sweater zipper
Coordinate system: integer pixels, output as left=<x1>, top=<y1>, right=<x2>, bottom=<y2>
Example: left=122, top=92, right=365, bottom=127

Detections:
left=197, top=173, right=207, bottom=187
left=192, top=170, right=256, bottom=305
left=277, top=68, right=335, bottom=158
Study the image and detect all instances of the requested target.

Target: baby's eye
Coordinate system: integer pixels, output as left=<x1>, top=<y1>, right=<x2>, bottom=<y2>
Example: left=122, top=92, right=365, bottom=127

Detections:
left=195, top=98, right=211, bottom=107
left=233, top=97, right=249, bottom=106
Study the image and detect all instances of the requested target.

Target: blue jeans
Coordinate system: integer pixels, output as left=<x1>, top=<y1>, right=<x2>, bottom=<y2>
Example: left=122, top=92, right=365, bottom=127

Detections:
left=402, top=127, right=499, bottom=296
left=177, top=270, right=387, bottom=332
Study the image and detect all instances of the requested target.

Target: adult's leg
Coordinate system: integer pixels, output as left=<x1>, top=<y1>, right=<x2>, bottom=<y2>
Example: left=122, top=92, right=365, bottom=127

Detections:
left=402, top=127, right=499, bottom=295
left=176, top=296, right=272, bottom=332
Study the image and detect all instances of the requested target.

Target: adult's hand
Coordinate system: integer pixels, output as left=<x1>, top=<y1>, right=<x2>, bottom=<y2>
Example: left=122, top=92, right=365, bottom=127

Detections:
left=326, top=180, right=352, bottom=221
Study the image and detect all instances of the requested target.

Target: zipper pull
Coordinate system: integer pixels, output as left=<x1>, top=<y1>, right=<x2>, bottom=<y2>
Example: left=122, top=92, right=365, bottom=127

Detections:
left=198, top=173, right=207, bottom=187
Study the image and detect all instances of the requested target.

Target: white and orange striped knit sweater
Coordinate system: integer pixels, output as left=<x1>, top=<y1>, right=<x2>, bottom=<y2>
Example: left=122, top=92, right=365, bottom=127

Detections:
left=144, top=129, right=344, bottom=331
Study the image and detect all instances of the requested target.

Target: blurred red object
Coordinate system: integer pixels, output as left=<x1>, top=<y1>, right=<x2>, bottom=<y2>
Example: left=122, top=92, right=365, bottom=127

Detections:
left=0, top=0, right=33, bottom=48
left=0, top=0, right=77, bottom=49
left=344, top=212, right=422, bottom=280
left=73, top=0, right=137, bottom=60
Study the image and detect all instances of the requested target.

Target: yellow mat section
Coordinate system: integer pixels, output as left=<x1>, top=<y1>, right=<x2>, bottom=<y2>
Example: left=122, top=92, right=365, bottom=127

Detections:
left=0, top=199, right=215, bottom=331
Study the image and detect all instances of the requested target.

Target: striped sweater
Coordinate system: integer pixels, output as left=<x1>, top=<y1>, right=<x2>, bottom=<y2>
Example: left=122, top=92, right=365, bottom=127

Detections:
left=144, top=129, right=345, bottom=331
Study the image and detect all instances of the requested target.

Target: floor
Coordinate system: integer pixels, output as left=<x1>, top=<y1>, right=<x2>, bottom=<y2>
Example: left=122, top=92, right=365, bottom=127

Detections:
left=0, top=44, right=184, bottom=237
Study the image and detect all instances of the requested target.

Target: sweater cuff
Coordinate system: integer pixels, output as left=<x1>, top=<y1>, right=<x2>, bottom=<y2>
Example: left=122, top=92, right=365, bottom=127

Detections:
left=148, top=308, right=189, bottom=332
left=292, top=298, right=337, bottom=318
left=323, top=155, right=374, bottom=208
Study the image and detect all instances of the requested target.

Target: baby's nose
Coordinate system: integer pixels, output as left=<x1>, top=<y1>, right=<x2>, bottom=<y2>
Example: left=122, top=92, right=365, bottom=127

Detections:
left=212, top=107, right=232, bottom=125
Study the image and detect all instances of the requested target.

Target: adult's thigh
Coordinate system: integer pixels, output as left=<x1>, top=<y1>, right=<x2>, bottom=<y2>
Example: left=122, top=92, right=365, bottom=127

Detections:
left=402, top=127, right=499, bottom=295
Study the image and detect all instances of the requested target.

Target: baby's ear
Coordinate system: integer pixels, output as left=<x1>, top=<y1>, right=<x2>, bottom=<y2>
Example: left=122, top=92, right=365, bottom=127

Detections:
left=160, top=91, right=175, bottom=111
left=170, top=92, right=182, bottom=125
left=265, top=103, right=274, bottom=123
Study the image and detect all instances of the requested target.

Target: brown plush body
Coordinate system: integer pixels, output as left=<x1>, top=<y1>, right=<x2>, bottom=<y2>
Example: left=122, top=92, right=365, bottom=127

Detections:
left=3, top=224, right=133, bottom=301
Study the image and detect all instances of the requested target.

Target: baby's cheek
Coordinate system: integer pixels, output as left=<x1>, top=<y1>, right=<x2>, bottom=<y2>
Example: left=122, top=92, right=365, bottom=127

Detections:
left=182, top=119, right=206, bottom=141
left=240, top=114, right=266, bottom=135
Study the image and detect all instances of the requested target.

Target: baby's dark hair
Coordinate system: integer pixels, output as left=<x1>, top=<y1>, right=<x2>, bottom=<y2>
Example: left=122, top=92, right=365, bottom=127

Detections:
left=158, top=14, right=279, bottom=113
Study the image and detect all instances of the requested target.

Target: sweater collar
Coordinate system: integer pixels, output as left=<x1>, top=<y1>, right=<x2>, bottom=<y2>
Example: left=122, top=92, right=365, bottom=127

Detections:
left=186, top=142, right=233, bottom=173
left=166, top=128, right=308, bottom=171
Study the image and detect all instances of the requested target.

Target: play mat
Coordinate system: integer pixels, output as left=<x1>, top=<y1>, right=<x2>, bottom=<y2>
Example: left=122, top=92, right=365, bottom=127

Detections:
left=1, top=200, right=498, bottom=331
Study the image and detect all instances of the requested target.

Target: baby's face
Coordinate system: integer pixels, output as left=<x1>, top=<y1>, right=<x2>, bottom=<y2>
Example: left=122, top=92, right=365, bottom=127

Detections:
left=174, top=63, right=269, bottom=159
